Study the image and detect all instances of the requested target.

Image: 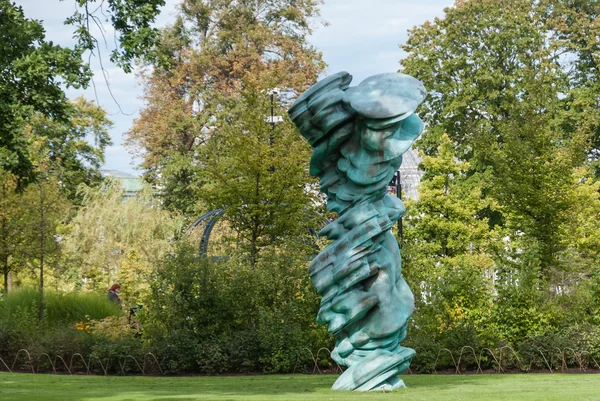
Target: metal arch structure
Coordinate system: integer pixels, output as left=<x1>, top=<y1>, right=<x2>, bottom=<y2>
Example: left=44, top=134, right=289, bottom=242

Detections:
left=186, top=208, right=225, bottom=257
left=187, top=208, right=331, bottom=258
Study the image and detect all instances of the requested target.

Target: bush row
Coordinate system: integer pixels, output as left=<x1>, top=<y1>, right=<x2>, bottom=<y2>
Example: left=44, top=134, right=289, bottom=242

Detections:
left=2, top=245, right=599, bottom=375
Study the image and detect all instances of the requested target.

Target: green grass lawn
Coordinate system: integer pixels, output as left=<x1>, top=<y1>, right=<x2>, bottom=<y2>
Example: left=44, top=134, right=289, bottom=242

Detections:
left=1, top=372, right=599, bottom=401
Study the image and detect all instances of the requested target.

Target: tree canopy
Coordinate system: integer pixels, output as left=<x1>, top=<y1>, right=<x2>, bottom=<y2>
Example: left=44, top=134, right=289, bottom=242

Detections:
left=66, top=0, right=166, bottom=73
left=127, top=0, right=326, bottom=188
left=401, top=0, right=598, bottom=276
left=400, top=0, right=600, bottom=367
left=0, top=0, right=91, bottom=185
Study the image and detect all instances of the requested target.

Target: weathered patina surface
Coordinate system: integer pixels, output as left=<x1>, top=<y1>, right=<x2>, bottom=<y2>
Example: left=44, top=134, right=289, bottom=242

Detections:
left=288, top=72, right=426, bottom=391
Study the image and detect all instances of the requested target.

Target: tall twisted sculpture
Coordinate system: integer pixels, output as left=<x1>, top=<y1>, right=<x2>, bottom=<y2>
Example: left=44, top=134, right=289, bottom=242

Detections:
left=288, top=72, right=426, bottom=391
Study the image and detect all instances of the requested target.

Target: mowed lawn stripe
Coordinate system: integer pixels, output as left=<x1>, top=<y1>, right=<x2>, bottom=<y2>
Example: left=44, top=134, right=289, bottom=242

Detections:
left=1, top=373, right=599, bottom=400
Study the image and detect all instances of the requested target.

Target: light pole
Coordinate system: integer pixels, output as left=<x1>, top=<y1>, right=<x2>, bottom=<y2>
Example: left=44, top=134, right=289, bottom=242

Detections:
left=389, top=170, right=403, bottom=245
left=266, top=88, right=281, bottom=172
left=267, top=88, right=281, bottom=146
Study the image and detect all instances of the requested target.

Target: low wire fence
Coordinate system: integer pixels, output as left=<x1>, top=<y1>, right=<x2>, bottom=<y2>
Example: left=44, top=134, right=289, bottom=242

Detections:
left=0, top=349, right=163, bottom=375
left=1, top=346, right=599, bottom=376
left=293, top=345, right=600, bottom=375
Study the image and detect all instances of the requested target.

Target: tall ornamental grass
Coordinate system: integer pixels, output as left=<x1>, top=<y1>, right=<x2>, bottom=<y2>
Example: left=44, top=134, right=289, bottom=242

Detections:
left=0, top=288, right=121, bottom=327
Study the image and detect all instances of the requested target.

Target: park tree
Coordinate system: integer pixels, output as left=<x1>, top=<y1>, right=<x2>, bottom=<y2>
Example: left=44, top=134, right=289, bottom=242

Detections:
left=489, top=166, right=600, bottom=342
left=0, top=171, right=27, bottom=294
left=1, top=94, right=111, bottom=292
left=126, top=0, right=326, bottom=215
left=400, top=0, right=593, bottom=277
left=400, top=0, right=600, bottom=350
left=402, top=134, right=501, bottom=349
left=546, top=0, right=600, bottom=176
left=193, top=89, right=322, bottom=265
left=19, top=169, right=69, bottom=321
left=0, top=0, right=91, bottom=186
left=25, top=97, right=113, bottom=202
left=60, top=182, right=184, bottom=301
left=558, top=169, right=600, bottom=274
left=401, top=0, right=566, bottom=160
left=1, top=0, right=165, bottom=187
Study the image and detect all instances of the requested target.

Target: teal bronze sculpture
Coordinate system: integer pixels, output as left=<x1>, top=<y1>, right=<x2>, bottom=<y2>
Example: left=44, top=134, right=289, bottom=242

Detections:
left=288, top=72, right=426, bottom=391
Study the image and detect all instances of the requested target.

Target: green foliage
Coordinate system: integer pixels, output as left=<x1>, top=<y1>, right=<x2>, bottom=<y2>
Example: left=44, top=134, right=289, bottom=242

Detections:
left=142, top=241, right=331, bottom=374
left=0, top=288, right=120, bottom=327
left=0, top=171, right=26, bottom=293
left=403, top=134, right=499, bottom=359
left=60, top=181, right=184, bottom=299
left=400, top=0, right=600, bottom=373
left=401, top=0, right=564, bottom=159
left=26, top=97, right=113, bottom=203
left=193, top=89, right=322, bottom=262
left=0, top=0, right=91, bottom=185
left=401, top=0, right=593, bottom=276
left=0, top=287, right=124, bottom=367
left=0, top=167, right=77, bottom=300
left=65, top=0, right=166, bottom=73
left=126, top=0, right=326, bottom=213
left=546, top=0, right=600, bottom=176
left=19, top=173, right=71, bottom=321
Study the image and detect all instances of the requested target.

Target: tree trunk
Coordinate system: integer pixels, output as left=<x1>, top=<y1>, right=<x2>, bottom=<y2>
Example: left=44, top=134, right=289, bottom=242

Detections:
left=250, top=173, right=260, bottom=268
left=1, top=210, right=9, bottom=294
left=39, top=252, right=44, bottom=322
left=3, top=265, right=8, bottom=294
left=250, top=228, right=257, bottom=268
left=38, top=182, right=45, bottom=323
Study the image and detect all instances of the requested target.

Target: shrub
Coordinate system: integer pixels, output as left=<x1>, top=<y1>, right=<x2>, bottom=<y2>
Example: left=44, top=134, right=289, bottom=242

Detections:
left=142, top=242, right=333, bottom=374
left=0, top=287, right=129, bottom=373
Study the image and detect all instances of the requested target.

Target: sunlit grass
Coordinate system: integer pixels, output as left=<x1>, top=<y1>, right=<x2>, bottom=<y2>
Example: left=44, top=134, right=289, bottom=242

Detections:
left=1, top=373, right=599, bottom=401
left=0, top=288, right=120, bottom=326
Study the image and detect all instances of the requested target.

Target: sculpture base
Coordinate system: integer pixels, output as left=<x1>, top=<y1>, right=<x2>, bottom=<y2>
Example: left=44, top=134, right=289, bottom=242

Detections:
left=332, top=346, right=414, bottom=391
left=371, top=376, right=406, bottom=392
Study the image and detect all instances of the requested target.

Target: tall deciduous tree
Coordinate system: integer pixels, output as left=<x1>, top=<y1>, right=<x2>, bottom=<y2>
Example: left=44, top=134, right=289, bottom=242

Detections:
left=126, top=0, right=326, bottom=215
left=402, top=134, right=501, bottom=344
left=60, top=182, right=183, bottom=300
left=0, top=0, right=91, bottom=186
left=400, top=0, right=593, bottom=277
left=193, top=89, right=322, bottom=264
left=401, top=0, right=566, bottom=160
left=1, top=0, right=165, bottom=187
left=26, top=97, right=113, bottom=202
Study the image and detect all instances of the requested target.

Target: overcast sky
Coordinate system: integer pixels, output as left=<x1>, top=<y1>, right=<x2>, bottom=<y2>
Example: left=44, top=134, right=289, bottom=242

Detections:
left=16, top=0, right=453, bottom=175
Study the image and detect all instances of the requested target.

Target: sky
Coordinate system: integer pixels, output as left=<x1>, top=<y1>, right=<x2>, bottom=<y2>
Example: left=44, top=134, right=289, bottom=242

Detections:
left=16, top=0, right=454, bottom=176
